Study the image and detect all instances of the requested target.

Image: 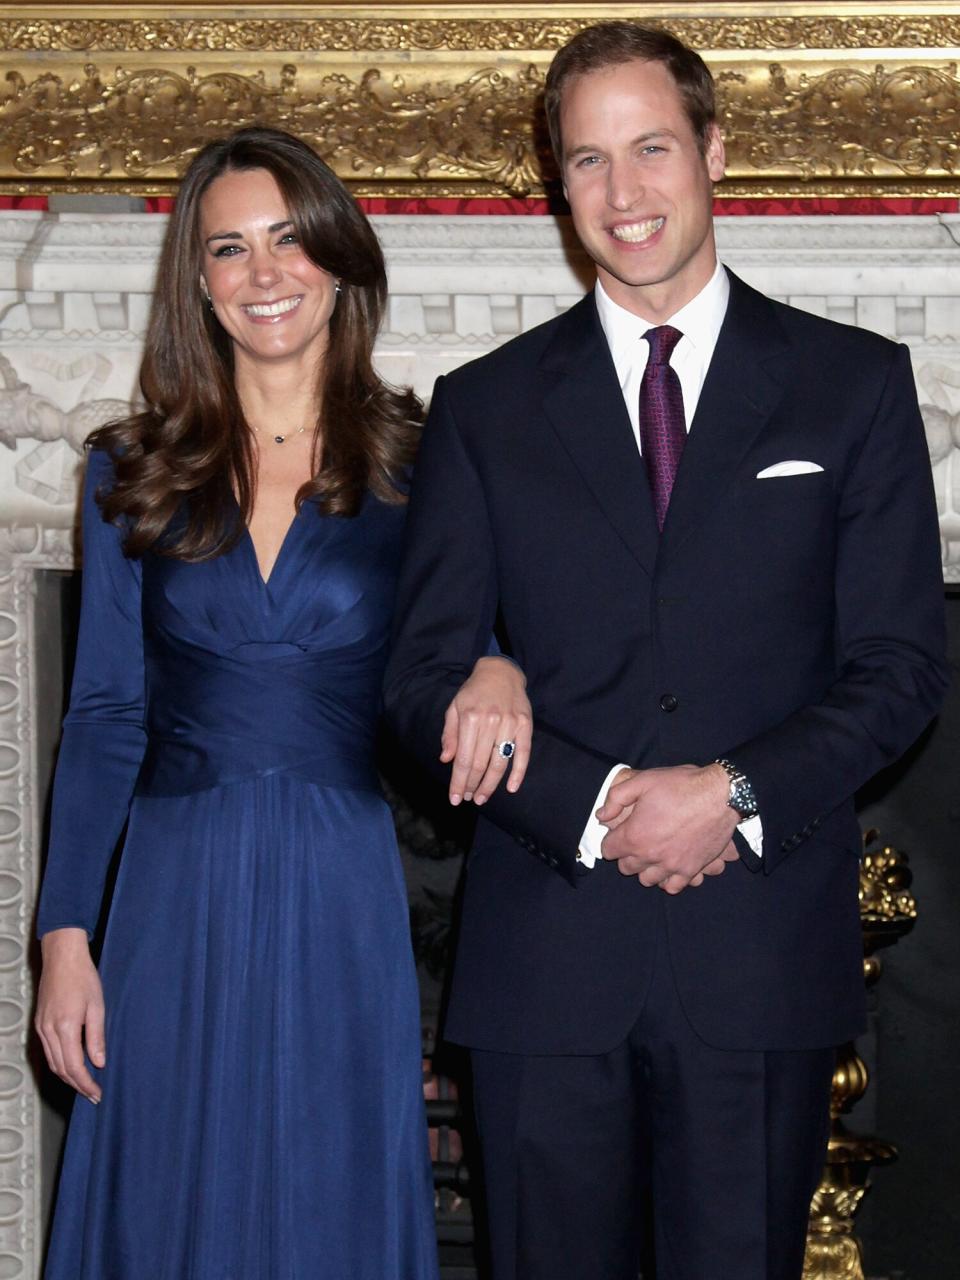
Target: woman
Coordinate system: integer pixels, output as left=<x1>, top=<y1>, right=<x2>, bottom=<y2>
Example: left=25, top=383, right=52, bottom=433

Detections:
left=35, top=127, right=530, bottom=1279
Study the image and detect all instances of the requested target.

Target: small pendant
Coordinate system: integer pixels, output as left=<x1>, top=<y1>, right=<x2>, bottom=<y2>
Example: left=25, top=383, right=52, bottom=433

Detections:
left=273, top=434, right=285, bottom=444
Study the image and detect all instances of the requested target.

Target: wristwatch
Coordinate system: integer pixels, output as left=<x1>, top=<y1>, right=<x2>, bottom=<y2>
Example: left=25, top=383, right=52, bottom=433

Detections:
left=715, top=758, right=759, bottom=820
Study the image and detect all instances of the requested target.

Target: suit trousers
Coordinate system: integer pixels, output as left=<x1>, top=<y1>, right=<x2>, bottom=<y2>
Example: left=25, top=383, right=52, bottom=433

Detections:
left=470, top=910, right=835, bottom=1280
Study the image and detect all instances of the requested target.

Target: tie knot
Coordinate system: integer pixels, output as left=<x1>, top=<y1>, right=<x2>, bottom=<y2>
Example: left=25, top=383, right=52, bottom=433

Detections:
left=644, top=324, right=683, bottom=367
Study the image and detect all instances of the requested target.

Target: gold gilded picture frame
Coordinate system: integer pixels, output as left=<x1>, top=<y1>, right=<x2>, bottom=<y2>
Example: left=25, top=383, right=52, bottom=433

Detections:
left=1, top=2, right=960, bottom=197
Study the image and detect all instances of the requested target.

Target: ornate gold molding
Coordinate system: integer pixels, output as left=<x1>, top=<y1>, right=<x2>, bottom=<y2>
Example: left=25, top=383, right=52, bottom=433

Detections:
left=802, top=829, right=917, bottom=1280
left=3, top=3, right=960, bottom=196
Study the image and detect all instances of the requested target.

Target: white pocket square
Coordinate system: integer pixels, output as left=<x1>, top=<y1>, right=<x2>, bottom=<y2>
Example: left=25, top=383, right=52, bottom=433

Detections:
left=755, top=460, right=825, bottom=479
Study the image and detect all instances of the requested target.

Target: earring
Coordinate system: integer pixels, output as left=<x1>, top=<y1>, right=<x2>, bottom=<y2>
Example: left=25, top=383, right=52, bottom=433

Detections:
left=335, top=281, right=342, bottom=296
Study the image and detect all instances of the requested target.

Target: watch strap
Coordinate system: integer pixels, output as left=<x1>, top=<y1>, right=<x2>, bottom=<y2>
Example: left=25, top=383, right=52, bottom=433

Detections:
left=715, top=757, right=759, bottom=820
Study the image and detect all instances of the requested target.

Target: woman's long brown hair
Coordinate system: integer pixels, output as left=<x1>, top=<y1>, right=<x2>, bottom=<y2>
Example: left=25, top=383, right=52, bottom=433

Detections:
left=91, top=127, right=422, bottom=559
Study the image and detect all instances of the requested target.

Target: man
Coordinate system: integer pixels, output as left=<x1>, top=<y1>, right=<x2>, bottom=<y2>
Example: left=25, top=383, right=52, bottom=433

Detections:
left=384, top=21, right=947, bottom=1280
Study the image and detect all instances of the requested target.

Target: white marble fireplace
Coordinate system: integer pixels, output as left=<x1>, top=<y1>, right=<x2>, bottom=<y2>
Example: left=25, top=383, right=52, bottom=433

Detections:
left=0, top=211, right=958, bottom=1274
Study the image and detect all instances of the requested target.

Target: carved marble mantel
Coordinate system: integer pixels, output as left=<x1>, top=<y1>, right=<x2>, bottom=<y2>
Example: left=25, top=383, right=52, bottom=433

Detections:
left=3, top=210, right=960, bottom=540
left=0, top=211, right=958, bottom=1274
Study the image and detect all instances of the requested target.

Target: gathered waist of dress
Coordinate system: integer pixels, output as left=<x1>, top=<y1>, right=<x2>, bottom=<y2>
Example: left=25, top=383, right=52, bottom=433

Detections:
left=136, top=732, right=379, bottom=797
left=138, top=641, right=381, bottom=796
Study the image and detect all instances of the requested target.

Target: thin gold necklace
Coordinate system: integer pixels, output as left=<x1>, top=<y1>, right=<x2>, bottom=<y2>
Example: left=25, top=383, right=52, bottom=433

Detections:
left=253, top=424, right=308, bottom=446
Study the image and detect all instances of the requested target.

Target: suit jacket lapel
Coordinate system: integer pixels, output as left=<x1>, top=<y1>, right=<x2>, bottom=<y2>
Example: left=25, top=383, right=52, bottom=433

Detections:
left=539, top=294, right=659, bottom=579
left=661, top=271, right=791, bottom=556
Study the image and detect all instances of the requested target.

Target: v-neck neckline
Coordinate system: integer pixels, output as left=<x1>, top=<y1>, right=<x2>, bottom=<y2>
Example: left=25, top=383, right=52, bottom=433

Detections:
left=237, top=501, right=302, bottom=590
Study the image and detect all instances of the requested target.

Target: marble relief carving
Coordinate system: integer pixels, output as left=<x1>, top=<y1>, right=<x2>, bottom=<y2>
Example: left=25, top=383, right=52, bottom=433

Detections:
left=2, top=213, right=960, bottom=572
left=0, top=353, right=129, bottom=506
left=916, top=362, right=960, bottom=570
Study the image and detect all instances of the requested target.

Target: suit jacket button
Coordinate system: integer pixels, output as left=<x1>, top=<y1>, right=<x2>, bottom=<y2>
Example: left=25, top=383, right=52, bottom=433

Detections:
left=659, top=693, right=679, bottom=712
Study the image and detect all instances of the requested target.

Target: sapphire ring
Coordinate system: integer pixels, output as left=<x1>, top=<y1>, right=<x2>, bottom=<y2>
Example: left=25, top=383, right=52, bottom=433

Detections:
left=497, top=740, right=516, bottom=760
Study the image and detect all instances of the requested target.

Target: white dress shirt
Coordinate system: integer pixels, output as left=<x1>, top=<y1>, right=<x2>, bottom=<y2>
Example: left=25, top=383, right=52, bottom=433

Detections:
left=577, top=260, right=764, bottom=866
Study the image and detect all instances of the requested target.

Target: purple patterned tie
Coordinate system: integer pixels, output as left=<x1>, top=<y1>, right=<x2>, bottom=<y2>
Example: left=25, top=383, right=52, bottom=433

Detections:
left=639, top=325, right=686, bottom=531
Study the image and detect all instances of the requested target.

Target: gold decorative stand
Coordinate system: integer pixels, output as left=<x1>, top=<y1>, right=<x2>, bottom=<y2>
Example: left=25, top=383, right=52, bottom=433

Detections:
left=803, top=832, right=918, bottom=1280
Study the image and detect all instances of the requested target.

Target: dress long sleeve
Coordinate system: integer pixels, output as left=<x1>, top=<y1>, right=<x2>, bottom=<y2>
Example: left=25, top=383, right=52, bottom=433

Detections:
left=36, top=450, right=147, bottom=938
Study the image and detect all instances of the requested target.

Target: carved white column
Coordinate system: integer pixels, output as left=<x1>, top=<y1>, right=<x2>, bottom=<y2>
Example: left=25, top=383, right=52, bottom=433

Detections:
left=0, top=527, right=74, bottom=1276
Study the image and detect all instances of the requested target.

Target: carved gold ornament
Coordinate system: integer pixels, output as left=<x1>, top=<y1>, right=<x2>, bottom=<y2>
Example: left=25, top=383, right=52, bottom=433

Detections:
left=802, top=829, right=917, bottom=1280
left=3, top=3, right=960, bottom=196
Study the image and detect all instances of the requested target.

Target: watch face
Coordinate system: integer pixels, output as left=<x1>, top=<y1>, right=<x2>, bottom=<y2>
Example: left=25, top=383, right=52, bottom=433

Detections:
left=732, top=783, right=757, bottom=818
left=726, top=776, right=753, bottom=818
left=718, top=759, right=757, bottom=818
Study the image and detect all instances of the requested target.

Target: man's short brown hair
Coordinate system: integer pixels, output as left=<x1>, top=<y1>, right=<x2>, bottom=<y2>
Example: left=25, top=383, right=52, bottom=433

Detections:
left=544, top=21, right=717, bottom=163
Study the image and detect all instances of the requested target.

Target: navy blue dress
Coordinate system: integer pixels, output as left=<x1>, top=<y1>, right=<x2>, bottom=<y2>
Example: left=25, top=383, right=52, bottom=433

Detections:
left=39, top=450, right=439, bottom=1279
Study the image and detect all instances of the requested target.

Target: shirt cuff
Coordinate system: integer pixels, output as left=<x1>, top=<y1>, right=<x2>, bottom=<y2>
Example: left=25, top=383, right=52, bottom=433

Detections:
left=578, top=763, right=631, bottom=869
left=737, top=814, right=763, bottom=858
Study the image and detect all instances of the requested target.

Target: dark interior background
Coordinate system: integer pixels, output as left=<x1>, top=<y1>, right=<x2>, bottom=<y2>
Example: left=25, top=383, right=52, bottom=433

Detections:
left=853, top=590, right=960, bottom=1279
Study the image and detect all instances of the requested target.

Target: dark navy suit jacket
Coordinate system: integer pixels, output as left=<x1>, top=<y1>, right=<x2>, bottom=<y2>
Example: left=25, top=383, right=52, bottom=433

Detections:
left=384, top=269, right=948, bottom=1056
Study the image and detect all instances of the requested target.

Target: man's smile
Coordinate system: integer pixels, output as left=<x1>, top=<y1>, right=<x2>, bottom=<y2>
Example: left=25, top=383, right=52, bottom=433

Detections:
left=610, top=217, right=665, bottom=244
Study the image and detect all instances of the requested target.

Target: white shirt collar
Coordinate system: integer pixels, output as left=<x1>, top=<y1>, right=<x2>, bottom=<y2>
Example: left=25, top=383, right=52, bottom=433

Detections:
left=595, top=259, right=730, bottom=380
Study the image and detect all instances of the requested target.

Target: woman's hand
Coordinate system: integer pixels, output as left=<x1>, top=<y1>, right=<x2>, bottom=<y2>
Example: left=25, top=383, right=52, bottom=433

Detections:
left=36, top=928, right=105, bottom=1103
left=441, top=656, right=532, bottom=806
